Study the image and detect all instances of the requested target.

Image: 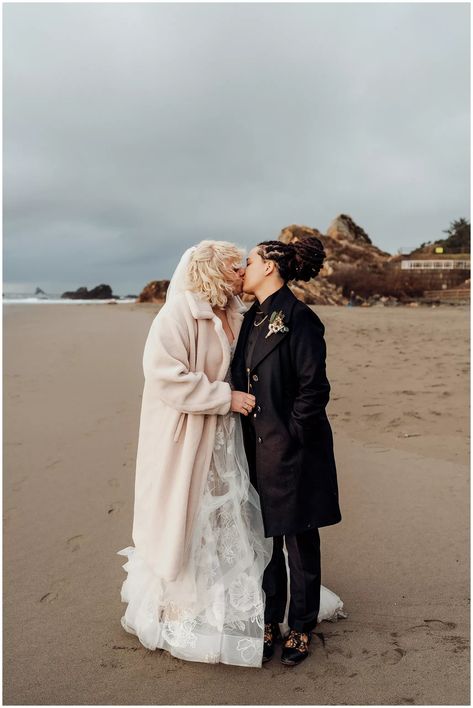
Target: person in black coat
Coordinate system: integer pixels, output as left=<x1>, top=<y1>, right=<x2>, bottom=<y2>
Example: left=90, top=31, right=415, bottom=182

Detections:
left=231, top=237, right=342, bottom=666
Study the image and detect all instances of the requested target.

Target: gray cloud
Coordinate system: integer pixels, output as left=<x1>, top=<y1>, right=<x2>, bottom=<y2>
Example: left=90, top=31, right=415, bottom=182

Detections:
left=4, top=3, right=470, bottom=294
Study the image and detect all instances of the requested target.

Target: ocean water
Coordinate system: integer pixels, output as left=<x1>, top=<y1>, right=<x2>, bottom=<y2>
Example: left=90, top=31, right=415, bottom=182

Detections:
left=3, top=293, right=137, bottom=305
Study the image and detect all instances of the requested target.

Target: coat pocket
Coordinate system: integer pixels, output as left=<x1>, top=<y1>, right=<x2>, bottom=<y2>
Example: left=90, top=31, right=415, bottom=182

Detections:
left=173, top=412, right=186, bottom=443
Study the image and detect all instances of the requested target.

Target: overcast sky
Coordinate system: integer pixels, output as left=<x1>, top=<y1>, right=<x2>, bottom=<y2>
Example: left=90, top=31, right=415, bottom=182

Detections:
left=4, top=2, right=470, bottom=295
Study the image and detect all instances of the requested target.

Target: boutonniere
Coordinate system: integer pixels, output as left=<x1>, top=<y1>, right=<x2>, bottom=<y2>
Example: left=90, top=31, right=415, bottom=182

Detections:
left=265, top=310, right=289, bottom=338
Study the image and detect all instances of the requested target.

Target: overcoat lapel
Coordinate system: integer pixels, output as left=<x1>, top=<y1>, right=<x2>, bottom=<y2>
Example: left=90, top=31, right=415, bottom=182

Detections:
left=184, top=290, right=246, bottom=381
left=233, top=300, right=257, bottom=366
left=251, top=285, right=297, bottom=370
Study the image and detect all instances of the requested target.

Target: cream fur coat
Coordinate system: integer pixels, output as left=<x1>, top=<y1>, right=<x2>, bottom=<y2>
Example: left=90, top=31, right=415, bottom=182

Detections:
left=132, top=289, right=246, bottom=582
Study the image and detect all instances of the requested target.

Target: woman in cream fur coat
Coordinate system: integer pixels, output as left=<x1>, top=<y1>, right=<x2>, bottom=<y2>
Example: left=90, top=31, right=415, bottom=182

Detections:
left=117, top=241, right=273, bottom=668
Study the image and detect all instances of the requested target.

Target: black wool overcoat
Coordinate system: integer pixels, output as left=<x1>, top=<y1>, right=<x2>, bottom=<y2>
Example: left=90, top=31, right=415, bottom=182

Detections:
left=231, top=284, right=342, bottom=537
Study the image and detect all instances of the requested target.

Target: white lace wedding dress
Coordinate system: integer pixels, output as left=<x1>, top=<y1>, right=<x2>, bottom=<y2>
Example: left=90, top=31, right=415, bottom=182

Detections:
left=117, top=340, right=346, bottom=668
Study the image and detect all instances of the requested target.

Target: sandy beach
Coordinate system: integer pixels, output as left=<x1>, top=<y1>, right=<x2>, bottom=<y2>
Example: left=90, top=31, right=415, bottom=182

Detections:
left=3, top=302, right=469, bottom=705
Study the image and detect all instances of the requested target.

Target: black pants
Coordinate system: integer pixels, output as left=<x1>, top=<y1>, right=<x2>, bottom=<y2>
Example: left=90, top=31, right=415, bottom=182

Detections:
left=242, top=418, right=321, bottom=633
left=263, top=531, right=321, bottom=633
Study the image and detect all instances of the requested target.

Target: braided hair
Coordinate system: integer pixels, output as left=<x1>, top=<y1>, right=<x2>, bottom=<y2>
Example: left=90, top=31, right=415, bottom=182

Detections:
left=256, top=236, right=326, bottom=282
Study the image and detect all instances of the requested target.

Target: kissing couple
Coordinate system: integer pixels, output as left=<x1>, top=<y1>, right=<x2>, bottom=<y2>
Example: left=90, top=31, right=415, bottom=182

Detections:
left=117, top=238, right=346, bottom=668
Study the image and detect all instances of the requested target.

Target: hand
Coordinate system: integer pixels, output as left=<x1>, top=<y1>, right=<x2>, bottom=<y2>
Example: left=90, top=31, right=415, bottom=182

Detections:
left=231, top=391, right=256, bottom=416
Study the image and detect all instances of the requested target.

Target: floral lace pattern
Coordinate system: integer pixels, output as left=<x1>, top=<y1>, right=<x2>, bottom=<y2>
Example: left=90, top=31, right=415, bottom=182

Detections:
left=118, top=341, right=273, bottom=667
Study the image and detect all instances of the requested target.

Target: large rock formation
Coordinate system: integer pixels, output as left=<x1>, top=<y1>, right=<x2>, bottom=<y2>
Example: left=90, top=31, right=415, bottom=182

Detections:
left=61, top=284, right=117, bottom=299
left=136, top=216, right=395, bottom=306
left=278, top=218, right=392, bottom=304
left=326, top=214, right=373, bottom=245
left=137, top=280, right=170, bottom=303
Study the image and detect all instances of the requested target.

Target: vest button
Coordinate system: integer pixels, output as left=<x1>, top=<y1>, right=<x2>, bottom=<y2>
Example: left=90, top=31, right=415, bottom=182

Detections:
left=257, top=405, right=261, bottom=413
left=252, top=374, right=259, bottom=382
left=258, top=436, right=263, bottom=443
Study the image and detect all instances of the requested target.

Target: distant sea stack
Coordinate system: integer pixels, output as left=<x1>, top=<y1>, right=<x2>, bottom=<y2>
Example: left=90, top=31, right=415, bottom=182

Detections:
left=61, top=284, right=117, bottom=300
left=137, top=280, right=170, bottom=303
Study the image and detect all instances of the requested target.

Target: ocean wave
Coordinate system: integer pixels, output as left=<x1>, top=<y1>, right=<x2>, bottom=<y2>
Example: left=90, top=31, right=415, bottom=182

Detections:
left=3, top=297, right=137, bottom=305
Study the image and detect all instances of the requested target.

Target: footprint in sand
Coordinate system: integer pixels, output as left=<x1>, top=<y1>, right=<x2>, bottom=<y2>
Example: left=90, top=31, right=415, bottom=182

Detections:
left=328, top=645, right=353, bottom=660
left=360, top=641, right=406, bottom=666
left=39, top=591, right=58, bottom=604
left=108, top=478, right=120, bottom=488
left=45, top=459, right=61, bottom=470
left=362, top=412, right=382, bottom=421
left=66, top=534, right=84, bottom=552
left=386, top=418, right=402, bottom=428
left=407, top=618, right=457, bottom=632
left=423, top=618, right=456, bottom=630
left=442, top=636, right=469, bottom=653
left=381, top=646, right=406, bottom=665
left=39, top=577, right=69, bottom=604
left=108, top=501, right=124, bottom=515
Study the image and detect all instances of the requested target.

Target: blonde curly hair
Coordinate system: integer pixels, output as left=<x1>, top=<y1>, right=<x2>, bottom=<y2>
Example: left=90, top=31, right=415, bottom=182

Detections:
left=186, top=240, right=245, bottom=308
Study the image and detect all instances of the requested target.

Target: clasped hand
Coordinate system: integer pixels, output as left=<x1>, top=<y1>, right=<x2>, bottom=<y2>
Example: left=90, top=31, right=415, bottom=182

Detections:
left=231, top=391, right=256, bottom=416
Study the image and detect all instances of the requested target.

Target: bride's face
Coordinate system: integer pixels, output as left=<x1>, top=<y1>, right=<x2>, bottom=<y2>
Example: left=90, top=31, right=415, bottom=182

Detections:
left=224, top=259, right=246, bottom=296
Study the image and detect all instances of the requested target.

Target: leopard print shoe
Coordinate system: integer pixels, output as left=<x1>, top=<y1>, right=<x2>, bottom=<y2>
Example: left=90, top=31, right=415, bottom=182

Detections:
left=263, top=622, right=281, bottom=663
left=280, top=629, right=312, bottom=666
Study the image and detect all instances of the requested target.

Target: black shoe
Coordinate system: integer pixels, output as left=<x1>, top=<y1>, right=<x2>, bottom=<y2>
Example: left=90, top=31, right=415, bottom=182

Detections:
left=281, top=629, right=311, bottom=666
left=263, top=622, right=281, bottom=663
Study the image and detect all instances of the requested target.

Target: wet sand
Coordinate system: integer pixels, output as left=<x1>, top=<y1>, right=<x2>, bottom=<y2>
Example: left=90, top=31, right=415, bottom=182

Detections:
left=3, top=302, right=469, bottom=705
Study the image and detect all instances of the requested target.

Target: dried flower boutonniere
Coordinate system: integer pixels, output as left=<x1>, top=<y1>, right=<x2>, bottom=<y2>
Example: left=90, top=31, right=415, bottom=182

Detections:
left=265, top=310, right=289, bottom=339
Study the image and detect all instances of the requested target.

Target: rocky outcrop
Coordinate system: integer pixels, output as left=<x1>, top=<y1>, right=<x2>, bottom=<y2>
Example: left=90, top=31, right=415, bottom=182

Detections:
left=61, top=284, right=117, bottom=300
left=326, top=214, right=373, bottom=245
left=277, top=219, right=393, bottom=304
left=137, top=280, right=170, bottom=303
left=35, top=287, right=45, bottom=295
left=135, top=216, right=404, bottom=307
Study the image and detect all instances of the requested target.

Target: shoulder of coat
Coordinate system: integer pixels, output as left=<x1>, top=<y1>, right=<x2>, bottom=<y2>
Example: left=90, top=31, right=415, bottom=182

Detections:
left=153, top=292, right=196, bottom=330
left=158, top=291, right=188, bottom=316
left=292, top=299, right=325, bottom=331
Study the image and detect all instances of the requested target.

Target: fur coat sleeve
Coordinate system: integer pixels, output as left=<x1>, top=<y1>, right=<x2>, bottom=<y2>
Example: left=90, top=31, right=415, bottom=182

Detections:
left=143, top=297, right=232, bottom=416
